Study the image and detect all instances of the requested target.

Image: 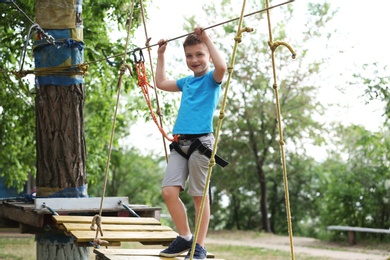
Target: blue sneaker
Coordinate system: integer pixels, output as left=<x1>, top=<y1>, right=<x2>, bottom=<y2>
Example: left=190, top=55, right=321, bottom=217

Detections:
left=185, top=243, right=207, bottom=260
left=159, top=236, right=193, bottom=257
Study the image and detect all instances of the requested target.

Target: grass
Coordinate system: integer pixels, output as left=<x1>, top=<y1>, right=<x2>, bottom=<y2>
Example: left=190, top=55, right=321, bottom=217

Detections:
left=0, top=236, right=35, bottom=260
left=0, top=238, right=331, bottom=260
left=0, top=233, right=326, bottom=260
left=0, top=229, right=388, bottom=260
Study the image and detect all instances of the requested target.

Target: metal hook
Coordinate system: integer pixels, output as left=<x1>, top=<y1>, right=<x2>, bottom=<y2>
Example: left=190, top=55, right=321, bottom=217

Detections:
left=132, top=48, right=145, bottom=63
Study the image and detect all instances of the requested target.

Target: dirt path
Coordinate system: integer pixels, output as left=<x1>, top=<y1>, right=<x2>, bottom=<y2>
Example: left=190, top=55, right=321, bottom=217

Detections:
left=206, top=232, right=390, bottom=260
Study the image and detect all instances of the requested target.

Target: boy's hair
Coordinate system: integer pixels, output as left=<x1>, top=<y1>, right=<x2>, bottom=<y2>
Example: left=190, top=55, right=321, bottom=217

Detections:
left=183, top=34, right=203, bottom=48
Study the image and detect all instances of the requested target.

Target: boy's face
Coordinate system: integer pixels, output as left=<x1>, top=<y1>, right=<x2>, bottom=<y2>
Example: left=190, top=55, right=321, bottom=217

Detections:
left=184, top=43, right=211, bottom=77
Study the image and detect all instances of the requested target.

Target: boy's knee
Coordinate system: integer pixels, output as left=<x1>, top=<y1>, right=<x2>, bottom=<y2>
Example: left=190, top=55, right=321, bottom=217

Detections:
left=162, top=186, right=180, bottom=201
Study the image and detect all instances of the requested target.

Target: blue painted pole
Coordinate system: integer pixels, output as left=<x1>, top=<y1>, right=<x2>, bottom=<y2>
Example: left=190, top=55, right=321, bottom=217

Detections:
left=33, top=1, right=89, bottom=259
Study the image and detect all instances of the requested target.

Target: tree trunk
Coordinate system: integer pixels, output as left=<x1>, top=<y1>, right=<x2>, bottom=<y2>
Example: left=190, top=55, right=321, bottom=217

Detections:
left=35, top=84, right=86, bottom=196
left=34, top=0, right=88, bottom=258
left=247, top=119, right=272, bottom=232
left=259, top=167, right=271, bottom=232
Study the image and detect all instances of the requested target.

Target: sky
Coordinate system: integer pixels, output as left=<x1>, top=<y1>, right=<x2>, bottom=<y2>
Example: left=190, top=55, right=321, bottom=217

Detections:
left=124, top=0, right=389, bottom=157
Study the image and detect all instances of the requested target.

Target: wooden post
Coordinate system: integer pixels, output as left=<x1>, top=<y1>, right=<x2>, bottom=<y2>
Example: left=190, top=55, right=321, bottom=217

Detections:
left=34, top=0, right=89, bottom=258
left=348, top=231, right=356, bottom=245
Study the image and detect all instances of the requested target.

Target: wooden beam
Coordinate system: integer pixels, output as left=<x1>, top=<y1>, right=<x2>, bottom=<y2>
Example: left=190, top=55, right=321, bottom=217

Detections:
left=70, top=230, right=178, bottom=243
left=53, top=216, right=161, bottom=225
left=327, top=225, right=390, bottom=234
left=60, top=223, right=172, bottom=232
left=0, top=202, right=44, bottom=228
left=35, top=197, right=129, bottom=212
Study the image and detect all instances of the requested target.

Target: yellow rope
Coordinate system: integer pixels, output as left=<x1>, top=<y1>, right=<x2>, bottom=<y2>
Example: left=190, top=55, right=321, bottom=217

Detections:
left=93, top=0, right=136, bottom=248
left=265, top=0, right=297, bottom=259
left=189, top=1, right=253, bottom=259
left=138, top=0, right=170, bottom=163
left=6, top=0, right=294, bottom=80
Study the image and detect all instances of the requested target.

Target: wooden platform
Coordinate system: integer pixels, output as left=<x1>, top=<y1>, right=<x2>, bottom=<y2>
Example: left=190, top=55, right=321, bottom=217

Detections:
left=94, top=249, right=222, bottom=260
left=53, top=215, right=177, bottom=246
left=0, top=198, right=162, bottom=233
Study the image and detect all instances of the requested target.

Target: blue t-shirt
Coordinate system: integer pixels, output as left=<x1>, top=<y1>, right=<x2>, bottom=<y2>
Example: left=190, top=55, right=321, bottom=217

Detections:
left=173, top=70, right=221, bottom=135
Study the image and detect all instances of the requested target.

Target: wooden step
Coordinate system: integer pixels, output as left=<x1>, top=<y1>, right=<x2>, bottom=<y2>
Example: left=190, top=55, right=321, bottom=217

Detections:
left=94, top=249, right=221, bottom=260
left=60, top=223, right=172, bottom=232
left=53, top=215, right=161, bottom=225
left=71, top=230, right=177, bottom=243
left=52, top=215, right=177, bottom=246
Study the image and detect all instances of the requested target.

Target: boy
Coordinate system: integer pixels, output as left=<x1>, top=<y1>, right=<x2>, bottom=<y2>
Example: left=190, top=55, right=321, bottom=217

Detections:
left=156, top=27, right=227, bottom=260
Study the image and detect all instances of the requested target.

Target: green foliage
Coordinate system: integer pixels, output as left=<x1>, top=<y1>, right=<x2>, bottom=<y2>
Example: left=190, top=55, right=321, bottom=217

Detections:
left=203, top=0, right=330, bottom=233
left=1, top=0, right=389, bottom=247
left=88, top=146, right=165, bottom=206
left=352, top=63, right=390, bottom=120
left=0, top=1, right=159, bottom=192
left=320, top=125, right=390, bottom=234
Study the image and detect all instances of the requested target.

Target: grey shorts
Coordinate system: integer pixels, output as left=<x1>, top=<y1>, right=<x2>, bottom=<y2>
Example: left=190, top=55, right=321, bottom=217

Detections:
left=162, top=133, right=215, bottom=197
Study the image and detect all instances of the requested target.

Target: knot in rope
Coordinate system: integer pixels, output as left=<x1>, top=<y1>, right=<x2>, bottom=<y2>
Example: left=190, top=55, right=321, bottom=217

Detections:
left=208, top=158, right=216, bottom=168
left=93, top=238, right=109, bottom=248
left=235, top=27, right=254, bottom=43
left=268, top=40, right=296, bottom=59
left=145, top=37, right=152, bottom=50
left=234, top=35, right=243, bottom=43
left=90, top=214, right=104, bottom=236
left=156, top=108, right=162, bottom=117
left=243, top=27, right=254, bottom=33
left=78, top=63, right=89, bottom=74
left=219, top=111, right=225, bottom=120
left=120, top=63, right=133, bottom=76
left=12, top=70, right=28, bottom=79
left=136, top=61, right=152, bottom=88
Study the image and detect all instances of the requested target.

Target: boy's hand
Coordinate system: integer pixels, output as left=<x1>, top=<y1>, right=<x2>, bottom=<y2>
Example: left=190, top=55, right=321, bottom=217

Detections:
left=157, top=39, right=167, bottom=54
left=194, top=27, right=209, bottom=42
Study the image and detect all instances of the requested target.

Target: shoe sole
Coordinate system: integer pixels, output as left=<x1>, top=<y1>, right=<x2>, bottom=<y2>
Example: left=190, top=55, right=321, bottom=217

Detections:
left=159, top=249, right=190, bottom=257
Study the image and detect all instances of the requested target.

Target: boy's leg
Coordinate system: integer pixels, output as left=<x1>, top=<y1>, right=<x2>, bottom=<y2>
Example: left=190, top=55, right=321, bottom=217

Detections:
left=162, top=146, right=192, bottom=237
left=160, top=149, right=194, bottom=257
left=187, top=134, right=214, bottom=247
left=193, top=195, right=210, bottom=247
left=162, top=186, right=191, bottom=236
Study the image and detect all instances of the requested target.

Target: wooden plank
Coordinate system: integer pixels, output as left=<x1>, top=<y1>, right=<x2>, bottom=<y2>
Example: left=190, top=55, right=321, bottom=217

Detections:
left=70, top=230, right=178, bottom=243
left=327, top=226, right=390, bottom=234
left=94, top=249, right=215, bottom=258
left=53, top=215, right=161, bottom=225
left=60, top=223, right=172, bottom=232
left=35, top=197, right=129, bottom=212
left=77, top=241, right=122, bottom=247
left=0, top=202, right=44, bottom=228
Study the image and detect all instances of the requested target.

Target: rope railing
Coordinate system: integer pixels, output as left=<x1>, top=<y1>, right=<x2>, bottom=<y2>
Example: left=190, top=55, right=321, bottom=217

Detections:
left=5, top=0, right=295, bottom=79
left=265, top=0, right=296, bottom=259
left=189, top=0, right=252, bottom=259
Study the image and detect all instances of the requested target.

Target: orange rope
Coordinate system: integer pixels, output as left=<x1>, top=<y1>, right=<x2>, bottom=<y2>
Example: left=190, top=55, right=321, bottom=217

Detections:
left=135, top=60, right=174, bottom=142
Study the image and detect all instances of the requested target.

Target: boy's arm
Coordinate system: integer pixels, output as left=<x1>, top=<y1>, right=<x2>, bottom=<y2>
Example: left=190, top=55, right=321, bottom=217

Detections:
left=156, top=39, right=179, bottom=92
left=195, top=28, right=227, bottom=84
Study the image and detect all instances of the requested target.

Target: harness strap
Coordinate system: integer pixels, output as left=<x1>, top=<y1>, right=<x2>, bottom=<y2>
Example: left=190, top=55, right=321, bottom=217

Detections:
left=170, top=138, right=229, bottom=168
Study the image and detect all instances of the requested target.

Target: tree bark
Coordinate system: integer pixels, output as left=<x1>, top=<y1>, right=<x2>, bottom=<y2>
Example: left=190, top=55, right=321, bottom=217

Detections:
left=35, top=84, right=86, bottom=196
left=35, top=0, right=87, bottom=197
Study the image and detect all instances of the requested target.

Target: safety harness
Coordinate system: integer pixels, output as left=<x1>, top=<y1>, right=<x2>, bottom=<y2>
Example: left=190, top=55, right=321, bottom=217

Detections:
left=169, top=134, right=229, bottom=168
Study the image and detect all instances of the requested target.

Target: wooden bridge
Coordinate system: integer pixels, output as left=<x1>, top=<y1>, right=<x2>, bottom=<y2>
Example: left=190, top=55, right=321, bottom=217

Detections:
left=0, top=197, right=224, bottom=259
